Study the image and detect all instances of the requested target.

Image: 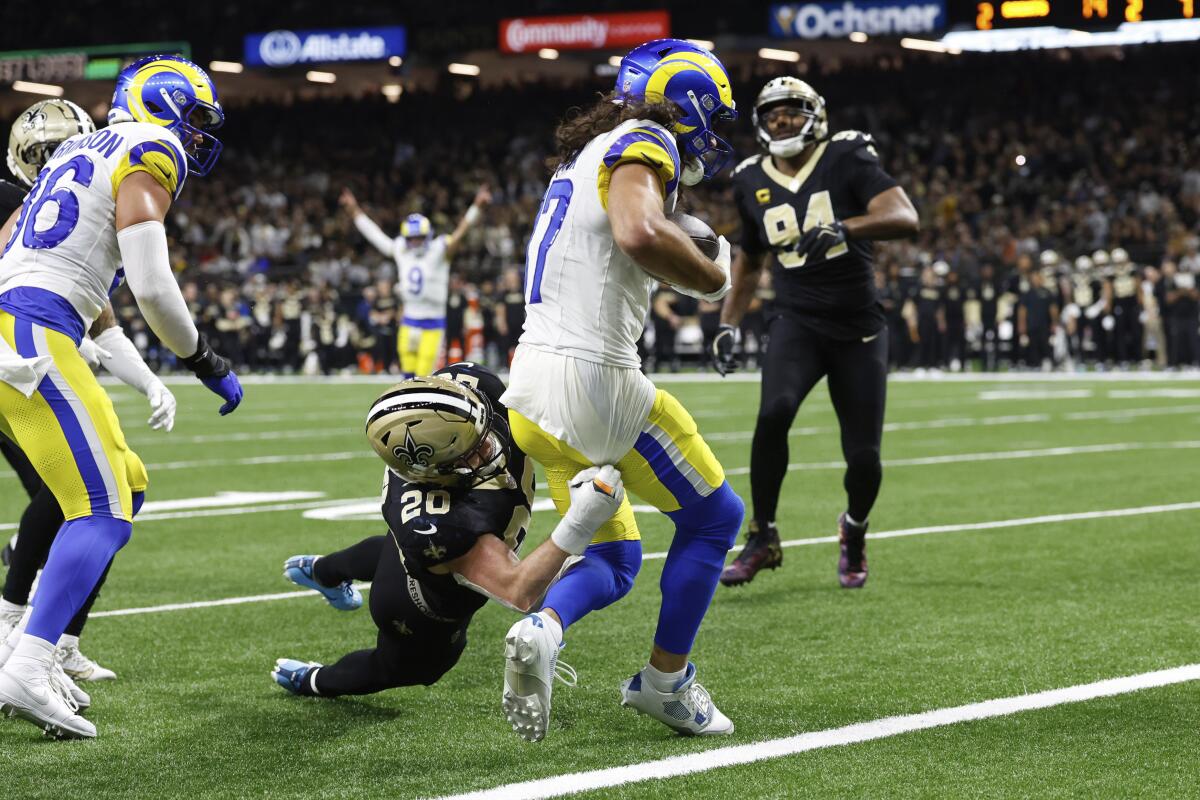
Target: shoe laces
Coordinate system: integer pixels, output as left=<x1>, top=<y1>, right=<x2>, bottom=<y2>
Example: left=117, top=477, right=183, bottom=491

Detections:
left=553, top=658, right=577, bottom=688
left=49, top=652, right=79, bottom=713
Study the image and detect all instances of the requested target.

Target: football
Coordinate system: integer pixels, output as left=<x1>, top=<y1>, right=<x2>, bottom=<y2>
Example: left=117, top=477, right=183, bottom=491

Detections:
left=668, top=211, right=721, bottom=260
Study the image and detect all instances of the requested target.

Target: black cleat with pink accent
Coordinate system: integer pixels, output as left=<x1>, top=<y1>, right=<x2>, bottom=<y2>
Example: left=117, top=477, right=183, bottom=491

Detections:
left=720, top=521, right=783, bottom=587
left=837, top=513, right=868, bottom=588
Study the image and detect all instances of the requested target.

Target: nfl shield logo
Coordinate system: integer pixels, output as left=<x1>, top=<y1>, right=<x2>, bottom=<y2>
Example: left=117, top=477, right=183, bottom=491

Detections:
left=701, top=94, right=715, bottom=111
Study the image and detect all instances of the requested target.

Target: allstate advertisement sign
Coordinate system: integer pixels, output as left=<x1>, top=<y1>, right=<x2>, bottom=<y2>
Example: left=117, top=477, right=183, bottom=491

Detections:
left=769, top=1, right=945, bottom=39
left=244, top=26, right=406, bottom=67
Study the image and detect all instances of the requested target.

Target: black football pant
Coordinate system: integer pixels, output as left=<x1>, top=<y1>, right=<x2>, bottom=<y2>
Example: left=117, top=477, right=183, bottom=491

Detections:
left=751, top=314, right=888, bottom=526
left=2, top=444, right=108, bottom=639
left=1, top=436, right=42, bottom=499
left=309, top=535, right=469, bottom=696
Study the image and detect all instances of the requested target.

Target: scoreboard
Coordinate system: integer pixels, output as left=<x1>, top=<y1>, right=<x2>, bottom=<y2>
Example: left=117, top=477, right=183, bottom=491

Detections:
left=968, top=0, right=1195, bottom=29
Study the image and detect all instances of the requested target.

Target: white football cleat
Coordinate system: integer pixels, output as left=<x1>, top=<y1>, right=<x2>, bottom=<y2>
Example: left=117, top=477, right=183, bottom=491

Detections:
left=58, top=637, right=117, bottom=682
left=619, top=662, right=734, bottom=736
left=0, top=660, right=95, bottom=739
left=0, top=603, right=24, bottom=663
left=501, top=612, right=576, bottom=743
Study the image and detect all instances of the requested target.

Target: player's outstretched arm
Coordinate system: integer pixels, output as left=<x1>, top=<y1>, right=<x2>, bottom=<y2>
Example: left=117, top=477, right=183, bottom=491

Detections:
left=608, top=164, right=729, bottom=299
left=712, top=249, right=770, bottom=376
left=341, top=188, right=398, bottom=257
left=843, top=186, right=920, bottom=241
left=445, top=185, right=491, bottom=260
left=87, top=304, right=177, bottom=431
left=115, top=171, right=242, bottom=415
left=443, top=466, right=625, bottom=613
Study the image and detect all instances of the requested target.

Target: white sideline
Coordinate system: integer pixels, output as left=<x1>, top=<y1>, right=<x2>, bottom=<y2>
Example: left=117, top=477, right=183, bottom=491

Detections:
left=87, top=499, right=1200, bottom=620
left=430, top=664, right=1200, bottom=800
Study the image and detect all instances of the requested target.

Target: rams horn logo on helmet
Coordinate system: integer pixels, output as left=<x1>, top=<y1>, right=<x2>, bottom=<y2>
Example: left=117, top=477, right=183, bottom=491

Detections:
left=394, top=427, right=436, bottom=469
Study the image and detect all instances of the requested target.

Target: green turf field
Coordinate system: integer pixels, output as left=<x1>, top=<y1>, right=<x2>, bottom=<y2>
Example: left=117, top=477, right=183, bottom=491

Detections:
left=2, top=374, right=1197, bottom=799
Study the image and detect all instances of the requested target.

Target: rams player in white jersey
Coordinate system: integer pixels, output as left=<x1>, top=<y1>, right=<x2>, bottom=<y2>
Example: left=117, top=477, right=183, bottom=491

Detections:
left=0, top=55, right=243, bottom=739
left=340, top=185, right=491, bottom=376
left=499, top=39, right=743, bottom=740
left=0, top=99, right=181, bottom=687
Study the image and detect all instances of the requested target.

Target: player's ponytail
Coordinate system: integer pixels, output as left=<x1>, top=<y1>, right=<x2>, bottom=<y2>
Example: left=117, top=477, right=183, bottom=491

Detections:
left=547, top=91, right=680, bottom=174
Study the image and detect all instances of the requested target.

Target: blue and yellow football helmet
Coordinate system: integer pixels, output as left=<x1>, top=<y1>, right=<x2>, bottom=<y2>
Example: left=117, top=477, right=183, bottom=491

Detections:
left=615, top=39, right=737, bottom=182
left=108, top=55, right=224, bottom=176
left=401, top=213, right=433, bottom=244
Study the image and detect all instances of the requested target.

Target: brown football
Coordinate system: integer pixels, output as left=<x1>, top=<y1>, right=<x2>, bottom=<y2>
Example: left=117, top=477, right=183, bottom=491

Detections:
left=667, top=211, right=720, bottom=260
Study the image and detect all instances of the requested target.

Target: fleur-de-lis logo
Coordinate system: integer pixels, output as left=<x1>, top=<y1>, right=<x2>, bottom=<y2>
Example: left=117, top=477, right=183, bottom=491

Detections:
left=393, top=426, right=435, bottom=468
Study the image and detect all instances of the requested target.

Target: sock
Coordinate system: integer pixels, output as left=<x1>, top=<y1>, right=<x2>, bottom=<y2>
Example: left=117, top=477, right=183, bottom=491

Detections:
left=643, top=662, right=686, bottom=693
left=8, top=632, right=55, bottom=671
left=535, top=611, right=563, bottom=644
left=844, top=512, right=866, bottom=528
left=539, top=540, right=641, bottom=631
left=314, top=536, right=387, bottom=585
left=58, top=633, right=80, bottom=650
left=0, top=598, right=24, bottom=617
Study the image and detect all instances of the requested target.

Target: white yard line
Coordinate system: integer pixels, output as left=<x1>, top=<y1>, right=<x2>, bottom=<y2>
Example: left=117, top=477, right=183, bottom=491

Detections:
left=86, top=500, right=1200, bottom=619
left=431, top=664, right=1200, bottom=800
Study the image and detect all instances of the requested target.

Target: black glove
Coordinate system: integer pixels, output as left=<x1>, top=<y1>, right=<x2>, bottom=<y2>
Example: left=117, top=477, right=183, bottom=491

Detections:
left=711, top=324, right=740, bottom=377
left=795, top=220, right=848, bottom=265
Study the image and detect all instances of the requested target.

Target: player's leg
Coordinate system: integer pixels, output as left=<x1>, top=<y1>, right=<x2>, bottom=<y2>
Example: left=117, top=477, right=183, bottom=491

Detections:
left=723, top=314, right=827, bottom=586
left=415, top=327, right=445, bottom=375
left=0, top=318, right=137, bottom=738
left=614, top=389, right=743, bottom=735
left=825, top=332, right=888, bottom=589
left=274, top=538, right=467, bottom=697
left=0, top=435, right=42, bottom=499
left=281, top=536, right=377, bottom=611
left=398, top=324, right=420, bottom=378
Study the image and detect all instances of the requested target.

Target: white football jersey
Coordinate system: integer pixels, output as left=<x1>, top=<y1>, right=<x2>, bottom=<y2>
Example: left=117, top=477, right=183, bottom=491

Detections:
left=396, top=235, right=450, bottom=321
left=517, top=118, right=680, bottom=369
left=0, top=122, right=188, bottom=336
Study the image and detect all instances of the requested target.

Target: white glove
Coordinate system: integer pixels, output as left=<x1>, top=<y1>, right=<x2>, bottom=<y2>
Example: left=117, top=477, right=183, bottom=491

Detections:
left=146, top=381, right=176, bottom=432
left=550, top=465, right=625, bottom=556
left=672, top=235, right=732, bottom=303
left=77, top=337, right=111, bottom=369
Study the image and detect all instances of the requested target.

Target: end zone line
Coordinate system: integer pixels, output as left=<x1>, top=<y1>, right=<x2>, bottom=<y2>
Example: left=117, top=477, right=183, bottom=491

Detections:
left=88, top=500, right=1200, bottom=620
left=431, top=664, right=1200, bottom=800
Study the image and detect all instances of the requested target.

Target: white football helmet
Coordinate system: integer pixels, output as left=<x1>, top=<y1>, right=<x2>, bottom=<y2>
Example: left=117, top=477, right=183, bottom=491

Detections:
left=7, top=99, right=95, bottom=187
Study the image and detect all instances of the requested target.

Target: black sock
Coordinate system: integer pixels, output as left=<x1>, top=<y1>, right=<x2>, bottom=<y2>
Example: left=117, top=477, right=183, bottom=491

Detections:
left=750, top=421, right=792, bottom=527
left=313, top=535, right=387, bottom=586
left=2, top=486, right=65, bottom=606
left=844, top=452, right=882, bottom=524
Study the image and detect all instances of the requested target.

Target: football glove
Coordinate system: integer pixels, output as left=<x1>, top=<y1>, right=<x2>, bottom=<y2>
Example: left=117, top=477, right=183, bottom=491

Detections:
left=712, top=324, right=740, bottom=377
left=550, top=465, right=625, bottom=555
left=146, top=381, right=176, bottom=432
left=181, top=332, right=243, bottom=415
left=795, top=220, right=849, bottom=265
left=77, top=337, right=111, bottom=369
left=673, top=235, right=732, bottom=303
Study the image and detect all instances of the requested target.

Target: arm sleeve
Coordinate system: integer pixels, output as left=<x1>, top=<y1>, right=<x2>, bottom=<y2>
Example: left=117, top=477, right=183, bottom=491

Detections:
left=596, top=125, right=681, bottom=210
left=354, top=212, right=399, bottom=257
left=92, top=325, right=161, bottom=396
left=733, top=180, right=767, bottom=256
left=847, top=142, right=900, bottom=208
left=110, top=139, right=188, bottom=200
left=116, top=220, right=200, bottom=358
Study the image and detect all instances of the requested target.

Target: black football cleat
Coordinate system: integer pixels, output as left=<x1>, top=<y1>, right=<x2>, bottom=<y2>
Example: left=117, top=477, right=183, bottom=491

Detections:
left=720, top=521, right=783, bottom=587
left=837, top=513, right=868, bottom=589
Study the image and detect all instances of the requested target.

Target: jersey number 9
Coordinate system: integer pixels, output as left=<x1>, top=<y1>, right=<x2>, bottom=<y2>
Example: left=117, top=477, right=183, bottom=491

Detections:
left=764, top=189, right=848, bottom=269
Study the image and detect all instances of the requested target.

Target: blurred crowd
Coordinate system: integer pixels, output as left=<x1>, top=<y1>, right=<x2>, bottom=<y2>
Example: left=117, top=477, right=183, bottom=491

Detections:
left=110, top=43, right=1200, bottom=373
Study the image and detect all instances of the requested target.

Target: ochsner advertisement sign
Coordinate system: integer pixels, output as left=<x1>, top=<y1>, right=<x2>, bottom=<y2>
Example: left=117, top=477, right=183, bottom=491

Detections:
left=500, top=11, right=670, bottom=54
left=244, top=26, right=406, bottom=67
left=770, top=1, right=945, bottom=39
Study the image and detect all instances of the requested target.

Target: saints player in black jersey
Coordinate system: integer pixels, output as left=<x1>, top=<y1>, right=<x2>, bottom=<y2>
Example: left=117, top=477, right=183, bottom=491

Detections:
left=272, top=363, right=623, bottom=728
left=713, top=77, right=918, bottom=588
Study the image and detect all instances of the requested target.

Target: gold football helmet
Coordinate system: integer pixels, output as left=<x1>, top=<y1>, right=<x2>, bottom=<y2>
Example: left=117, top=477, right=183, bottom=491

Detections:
left=7, top=99, right=95, bottom=187
left=365, top=375, right=508, bottom=487
left=753, top=76, right=827, bottom=158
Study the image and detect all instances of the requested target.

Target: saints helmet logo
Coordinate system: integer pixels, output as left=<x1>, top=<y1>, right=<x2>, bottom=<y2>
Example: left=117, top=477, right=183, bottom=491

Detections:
left=392, top=426, right=435, bottom=469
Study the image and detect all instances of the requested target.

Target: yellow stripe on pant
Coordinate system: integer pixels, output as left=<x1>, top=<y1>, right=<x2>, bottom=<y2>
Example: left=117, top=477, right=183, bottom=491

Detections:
left=509, top=389, right=725, bottom=544
left=398, top=324, right=444, bottom=376
left=0, top=312, right=146, bottom=522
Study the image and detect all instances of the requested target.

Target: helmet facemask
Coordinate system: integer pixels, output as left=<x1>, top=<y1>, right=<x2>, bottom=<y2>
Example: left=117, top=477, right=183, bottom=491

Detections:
left=756, top=97, right=825, bottom=159
left=151, top=88, right=223, bottom=176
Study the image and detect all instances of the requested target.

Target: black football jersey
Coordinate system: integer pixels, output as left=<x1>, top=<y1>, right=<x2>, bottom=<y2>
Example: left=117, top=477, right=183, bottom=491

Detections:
left=733, top=131, right=900, bottom=340
left=0, top=179, right=26, bottom=220
left=381, top=362, right=535, bottom=621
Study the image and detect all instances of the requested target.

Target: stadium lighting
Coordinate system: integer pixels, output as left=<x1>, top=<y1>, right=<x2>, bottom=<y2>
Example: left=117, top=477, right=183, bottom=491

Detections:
left=687, top=39, right=715, bottom=49
left=381, top=84, right=403, bottom=103
left=388, top=56, right=403, bottom=67
left=209, top=61, right=244, bottom=74
left=608, top=55, right=623, bottom=67
left=900, top=38, right=962, bottom=54
left=538, top=48, right=560, bottom=60
left=1015, top=154, right=1027, bottom=166
left=849, top=31, right=869, bottom=43
left=12, top=80, right=63, bottom=97
left=758, top=47, right=801, bottom=62
left=448, top=63, right=481, bottom=76
left=306, top=70, right=337, bottom=84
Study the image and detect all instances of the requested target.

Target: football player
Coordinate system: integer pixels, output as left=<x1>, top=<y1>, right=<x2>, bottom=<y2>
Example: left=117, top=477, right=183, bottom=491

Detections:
left=0, top=55, right=243, bottom=739
left=272, top=363, right=623, bottom=730
left=714, top=77, right=918, bottom=588
left=0, top=99, right=179, bottom=685
left=340, top=185, right=491, bottom=377
left=500, top=39, right=744, bottom=740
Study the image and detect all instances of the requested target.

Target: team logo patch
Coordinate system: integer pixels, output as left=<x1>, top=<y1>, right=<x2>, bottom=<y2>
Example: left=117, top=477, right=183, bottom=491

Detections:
left=622, top=78, right=632, bottom=93
left=701, top=94, right=715, bottom=111
left=755, top=188, right=771, bottom=205
left=393, top=427, right=435, bottom=468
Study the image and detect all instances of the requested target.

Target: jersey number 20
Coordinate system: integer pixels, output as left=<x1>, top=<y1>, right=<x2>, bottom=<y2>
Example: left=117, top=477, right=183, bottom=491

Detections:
left=764, top=189, right=848, bottom=269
